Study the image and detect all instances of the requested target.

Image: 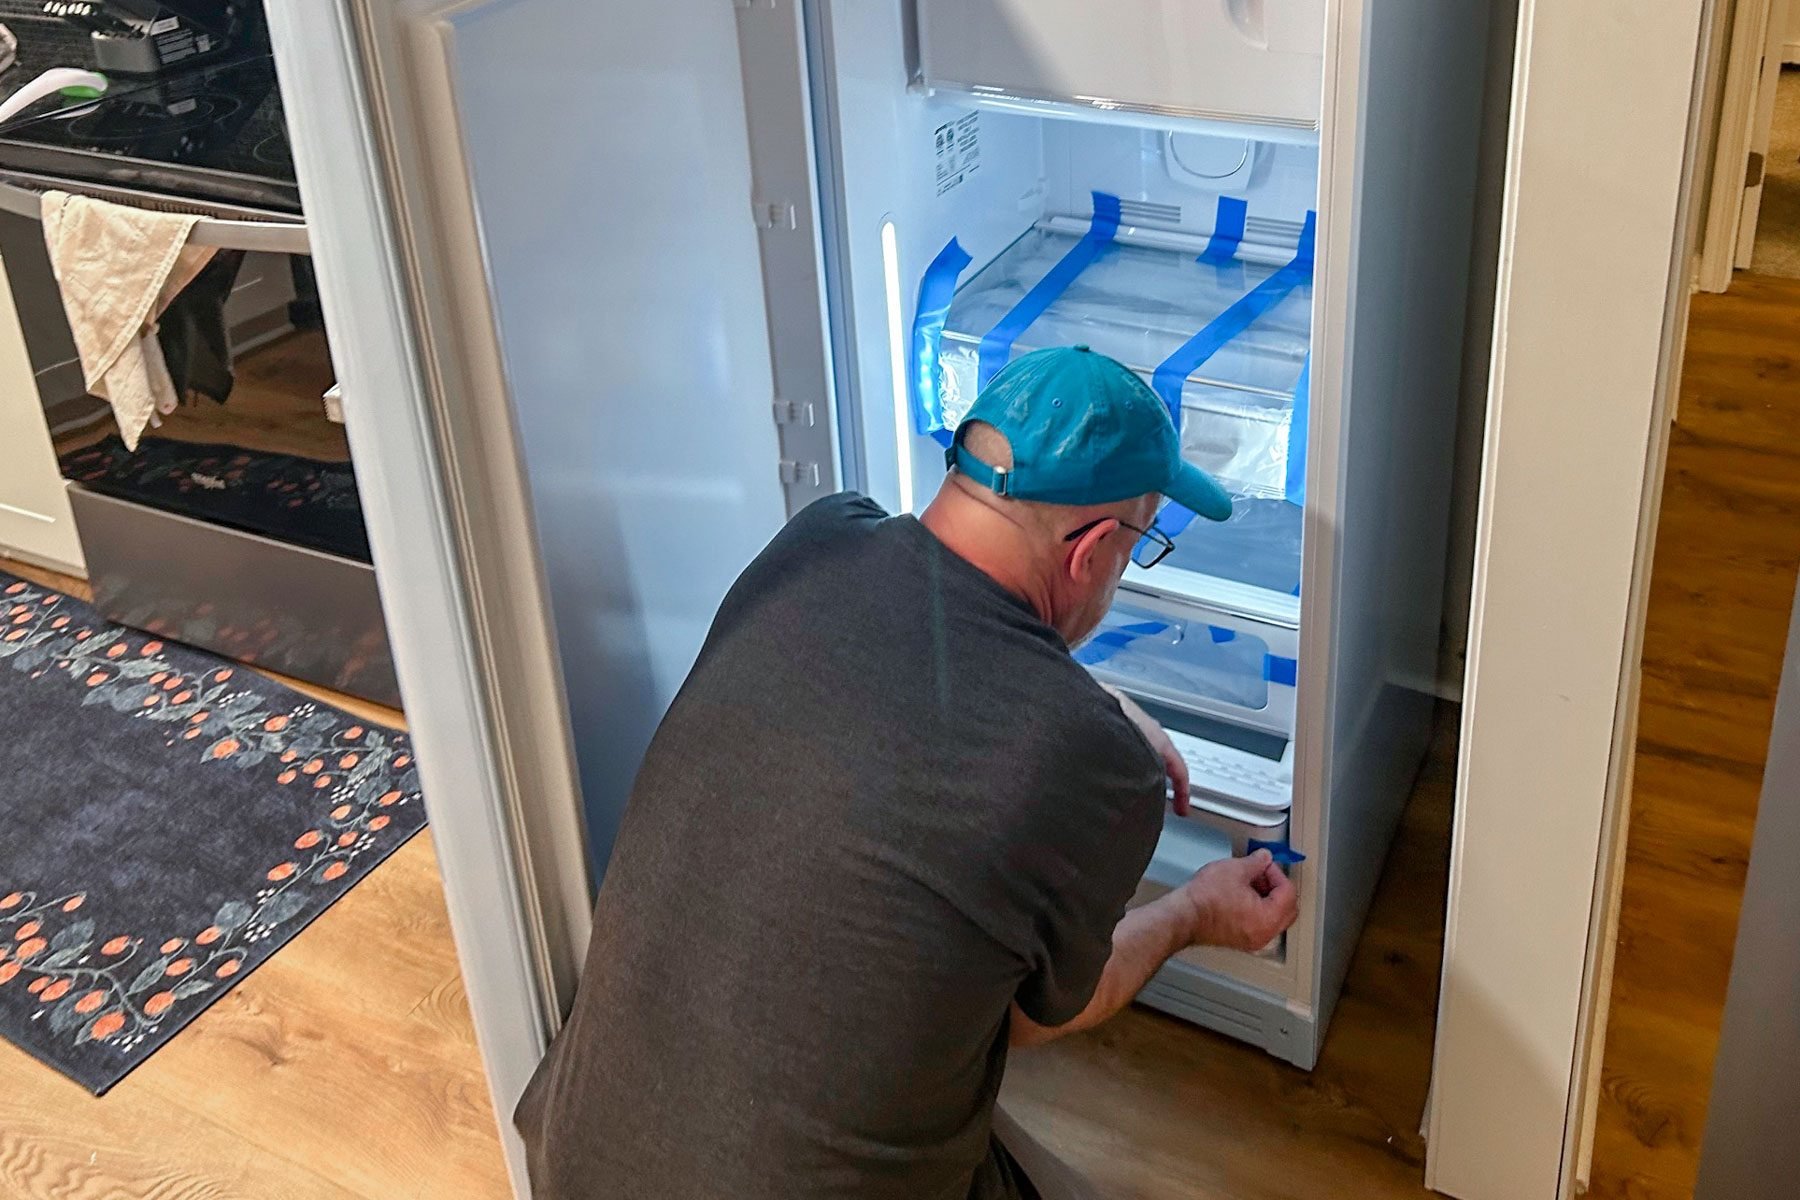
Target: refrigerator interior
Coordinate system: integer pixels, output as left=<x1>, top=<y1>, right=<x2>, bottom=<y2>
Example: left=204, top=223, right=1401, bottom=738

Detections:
left=817, top=17, right=1323, bottom=975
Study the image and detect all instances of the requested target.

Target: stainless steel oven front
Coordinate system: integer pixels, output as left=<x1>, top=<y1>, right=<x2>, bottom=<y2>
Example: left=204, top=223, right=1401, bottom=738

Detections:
left=0, top=175, right=398, bottom=706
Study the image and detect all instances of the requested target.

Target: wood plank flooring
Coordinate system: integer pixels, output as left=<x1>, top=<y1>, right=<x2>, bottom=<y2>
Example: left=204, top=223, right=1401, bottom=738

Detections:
left=0, top=560, right=511, bottom=1200
left=1586, top=272, right=1800, bottom=1198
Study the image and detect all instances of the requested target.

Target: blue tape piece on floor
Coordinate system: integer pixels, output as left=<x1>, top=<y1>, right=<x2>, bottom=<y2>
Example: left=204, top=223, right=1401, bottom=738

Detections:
left=1150, top=210, right=1318, bottom=431
left=1247, top=838, right=1307, bottom=866
left=1286, top=352, right=1311, bottom=506
left=1073, top=619, right=1169, bottom=666
left=976, top=192, right=1122, bottom=391
left=1263, top=655, right=1298, bottom=687
left=1200, top=196, right=1248, bottom=264
left=911, top=237, right=973, bottom=447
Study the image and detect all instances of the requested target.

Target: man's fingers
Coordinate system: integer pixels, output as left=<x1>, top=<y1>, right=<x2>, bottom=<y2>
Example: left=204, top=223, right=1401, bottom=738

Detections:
left=1263, top=868, right=1300, bottom=926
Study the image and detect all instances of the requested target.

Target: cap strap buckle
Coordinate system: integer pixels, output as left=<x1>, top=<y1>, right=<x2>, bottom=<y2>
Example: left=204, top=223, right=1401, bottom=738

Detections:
left=947, top=440, right=1014, bottom=497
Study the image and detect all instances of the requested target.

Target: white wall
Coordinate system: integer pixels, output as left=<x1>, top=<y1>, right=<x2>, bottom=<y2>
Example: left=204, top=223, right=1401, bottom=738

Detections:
left=0, top=251, right=82, bottom=574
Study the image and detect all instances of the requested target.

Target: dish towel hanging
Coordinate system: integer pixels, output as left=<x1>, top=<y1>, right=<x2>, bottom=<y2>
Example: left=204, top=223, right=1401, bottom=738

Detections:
left=39, top=189, right=219, bottom=451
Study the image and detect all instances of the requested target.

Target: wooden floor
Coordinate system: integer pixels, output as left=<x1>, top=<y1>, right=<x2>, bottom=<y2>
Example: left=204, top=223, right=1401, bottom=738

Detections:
left=1002, top=709, right=1456, bottom=1200
left=0, top=560, right=511, bottom=1200
left=1586, top=273, right=1800, bottom=1198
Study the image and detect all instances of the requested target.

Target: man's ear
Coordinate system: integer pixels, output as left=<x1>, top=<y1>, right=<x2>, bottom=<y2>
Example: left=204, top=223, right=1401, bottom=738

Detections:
left=1065, top=518, right=1118, bottom=584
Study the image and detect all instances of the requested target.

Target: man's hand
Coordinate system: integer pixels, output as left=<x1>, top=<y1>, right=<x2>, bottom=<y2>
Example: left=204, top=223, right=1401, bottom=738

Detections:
left=1174, top=850, right=1299, bottom=953
left=1105, top=686, right=1190, bottom=816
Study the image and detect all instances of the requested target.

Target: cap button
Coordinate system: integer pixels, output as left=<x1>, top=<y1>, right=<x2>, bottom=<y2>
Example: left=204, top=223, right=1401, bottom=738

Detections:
left=1072, top=343, right=1091, bottom=352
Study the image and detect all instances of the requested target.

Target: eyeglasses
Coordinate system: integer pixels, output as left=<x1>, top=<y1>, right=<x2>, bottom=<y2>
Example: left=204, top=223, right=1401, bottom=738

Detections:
left=1062, top=516, right=1177, bottom=569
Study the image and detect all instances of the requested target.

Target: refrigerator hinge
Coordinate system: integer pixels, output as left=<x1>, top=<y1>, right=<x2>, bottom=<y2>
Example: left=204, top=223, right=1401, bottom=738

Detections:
left=778, top=459, right=821, bottom=487
left=772, top=398, right=817, bottom=427
left=754, top=200, right=797, bottom=231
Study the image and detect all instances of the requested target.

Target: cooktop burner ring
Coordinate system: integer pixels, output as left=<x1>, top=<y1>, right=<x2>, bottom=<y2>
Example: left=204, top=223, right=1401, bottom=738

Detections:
left=66, top=92, right=245, bottom=146
left=251, top=133, right=293, bottom=170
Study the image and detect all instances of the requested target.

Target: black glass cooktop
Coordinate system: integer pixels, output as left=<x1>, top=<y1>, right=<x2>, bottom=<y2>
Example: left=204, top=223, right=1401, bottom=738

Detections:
left=0, top=48, right=298, bottom=214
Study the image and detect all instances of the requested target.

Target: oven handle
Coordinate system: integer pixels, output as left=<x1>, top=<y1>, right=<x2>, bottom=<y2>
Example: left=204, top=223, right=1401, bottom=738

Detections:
left=0, top=181, right=311, bottom=255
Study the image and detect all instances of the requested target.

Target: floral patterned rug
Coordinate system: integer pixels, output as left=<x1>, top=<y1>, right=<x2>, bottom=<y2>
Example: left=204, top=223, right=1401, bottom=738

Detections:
left=0, top=569, right=426, bottom=1093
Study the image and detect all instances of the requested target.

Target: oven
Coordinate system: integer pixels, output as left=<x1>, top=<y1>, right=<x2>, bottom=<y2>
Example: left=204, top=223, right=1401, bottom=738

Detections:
left=0, top=33, right=397, bottom=705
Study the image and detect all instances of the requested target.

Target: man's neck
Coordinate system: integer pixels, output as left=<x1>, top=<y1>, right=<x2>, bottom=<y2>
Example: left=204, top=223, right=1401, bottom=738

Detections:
left=918, top=488, right=1058, bottom=626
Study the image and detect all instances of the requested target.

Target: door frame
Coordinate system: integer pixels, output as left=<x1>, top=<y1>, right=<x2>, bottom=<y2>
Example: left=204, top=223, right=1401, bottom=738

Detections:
left=1735, top=0, right=1793, bottom=269
left=1424, top=0, right=1708, bottom=1197
left=265, top=0, right=1710, bottom=1197
left=1698, top=0, right=1777, bottom=291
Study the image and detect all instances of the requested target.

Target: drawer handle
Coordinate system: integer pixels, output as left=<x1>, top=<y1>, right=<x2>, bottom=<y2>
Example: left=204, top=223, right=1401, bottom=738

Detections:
left=1223, top=0, right=1270, bottom=49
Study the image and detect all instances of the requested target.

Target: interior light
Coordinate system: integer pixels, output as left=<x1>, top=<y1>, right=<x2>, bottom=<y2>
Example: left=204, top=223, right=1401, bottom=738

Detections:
left=880, top=218, right=915, bottom=514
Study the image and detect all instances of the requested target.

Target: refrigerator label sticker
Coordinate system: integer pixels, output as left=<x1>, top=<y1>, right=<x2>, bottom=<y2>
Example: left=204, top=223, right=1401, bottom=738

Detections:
left=934, top=112, right=981, bottom=196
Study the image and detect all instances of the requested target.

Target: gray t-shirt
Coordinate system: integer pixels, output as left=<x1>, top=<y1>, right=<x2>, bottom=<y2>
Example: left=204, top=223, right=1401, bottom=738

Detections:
left=516, top=493, right=1164, bottom=1199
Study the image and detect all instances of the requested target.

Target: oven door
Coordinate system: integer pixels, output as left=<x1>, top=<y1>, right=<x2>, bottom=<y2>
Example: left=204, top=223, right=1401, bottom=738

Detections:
left=0, top=175, right=398, bottom=705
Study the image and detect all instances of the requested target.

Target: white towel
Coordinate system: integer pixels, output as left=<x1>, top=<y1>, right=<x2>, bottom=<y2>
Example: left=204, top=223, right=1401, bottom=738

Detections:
left=40, top=190, right=219, bottom=451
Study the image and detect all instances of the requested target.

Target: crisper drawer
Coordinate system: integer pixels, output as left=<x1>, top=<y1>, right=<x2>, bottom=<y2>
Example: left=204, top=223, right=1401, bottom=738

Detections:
left=1131, top=816, right=1287, bottom=964
left=916, top=0, right=1328, bottom=130
left=934, top=222, right=1312, bottom=505
left=1077, top=590, right=1297, bottom=738
left=1143, top=808, right=1286, bottom=891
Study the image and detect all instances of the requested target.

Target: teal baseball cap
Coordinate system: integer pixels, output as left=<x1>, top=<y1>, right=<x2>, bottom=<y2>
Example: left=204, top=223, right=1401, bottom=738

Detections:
left=946, top=345, right=1233, bottom=522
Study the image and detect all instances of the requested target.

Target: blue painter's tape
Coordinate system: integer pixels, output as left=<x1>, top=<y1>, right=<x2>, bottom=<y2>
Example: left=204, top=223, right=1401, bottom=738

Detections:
left=911, top=237, right=973, bottom=447
left=1073, top=619, right=1169, bottom=667
left=1151, top=210, right=1318, bottom=431
left=1208, top=626, right=1237, bottom=644
left=1263, top=655, right=1298, bottom=687
left=1247, top=838, right=1307, bottom=866
left=1200, top=195, right=1248, bottom=265
left=976, top=192, right=1122, bottom=391
left=1286, top=352, right=1311, bottom=506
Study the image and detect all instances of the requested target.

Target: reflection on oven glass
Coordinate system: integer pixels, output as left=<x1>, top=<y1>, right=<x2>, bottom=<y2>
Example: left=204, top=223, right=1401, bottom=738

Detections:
left=55, top=324, right=371, bottom=564
left=56, top=330, right=345, bottom=464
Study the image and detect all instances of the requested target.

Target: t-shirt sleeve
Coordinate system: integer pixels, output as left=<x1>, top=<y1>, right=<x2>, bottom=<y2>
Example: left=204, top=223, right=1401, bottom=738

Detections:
left=1011, top=707, right=1165, bottom=1028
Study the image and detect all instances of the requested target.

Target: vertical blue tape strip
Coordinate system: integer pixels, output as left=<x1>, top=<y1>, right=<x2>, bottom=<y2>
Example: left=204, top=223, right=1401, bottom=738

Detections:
left=1286, top=352, right=1311, bottom=506
left=1150, top=210, right=1318, bottom=431
left=911, top=237, right=973, bottom=448
left=976, top=191, right=1122, bottom=391
left=1200, top=196, right=1248, bottom=264
left=1263, top=655, right=1298, bottom=687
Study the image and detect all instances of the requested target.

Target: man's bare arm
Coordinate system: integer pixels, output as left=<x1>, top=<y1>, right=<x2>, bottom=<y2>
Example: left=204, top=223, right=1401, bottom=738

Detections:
left=1010, top=851, right=1298, bottom=1048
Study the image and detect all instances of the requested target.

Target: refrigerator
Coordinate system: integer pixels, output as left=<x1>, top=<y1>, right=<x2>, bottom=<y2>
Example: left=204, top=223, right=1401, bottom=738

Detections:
left=268, top=0, right=1491, bottom=1070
